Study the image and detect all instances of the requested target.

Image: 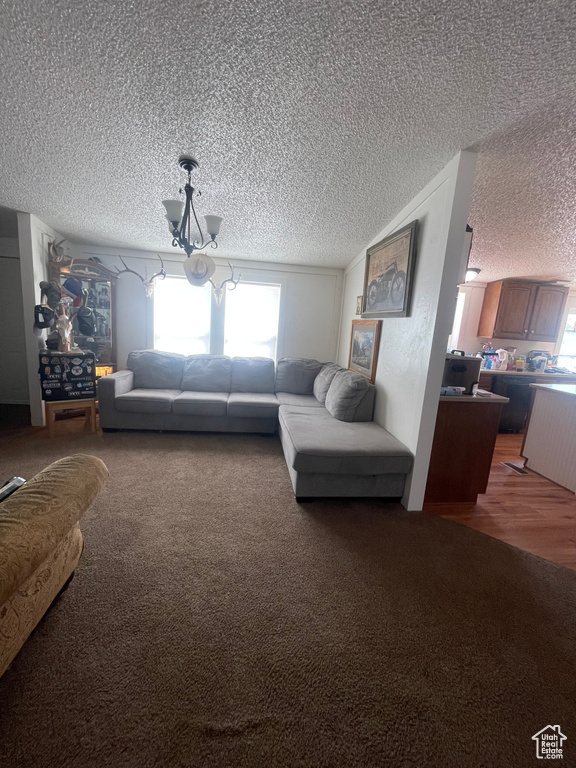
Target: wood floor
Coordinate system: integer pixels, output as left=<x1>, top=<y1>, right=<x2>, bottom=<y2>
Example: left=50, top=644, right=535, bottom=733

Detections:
left=427, top=434, right=576, bottom=571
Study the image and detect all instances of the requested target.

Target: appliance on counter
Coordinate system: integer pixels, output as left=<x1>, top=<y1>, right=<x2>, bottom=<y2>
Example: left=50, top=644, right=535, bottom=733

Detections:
left=526, top=349, right=551, bottom=372
left=442, top=354, right=482, bottom=395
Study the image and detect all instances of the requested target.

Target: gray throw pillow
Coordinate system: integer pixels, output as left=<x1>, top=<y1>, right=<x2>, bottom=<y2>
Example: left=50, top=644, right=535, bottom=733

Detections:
left=325, top=370, right=370, bottom=422
left=275, top=358, right=324, bottom=394
left=127, top=350, right=186, bottom=389
left=231, top=357, right=276, bottom=393
left=313, top=363, right=342, bottom=404
left=181, top=355, right=232, bottom=391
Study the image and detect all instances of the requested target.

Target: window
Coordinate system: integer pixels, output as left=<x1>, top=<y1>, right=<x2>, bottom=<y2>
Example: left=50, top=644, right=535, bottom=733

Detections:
left=224, top=282, right=281, bottom=359
left=447, top=290, right=466, bottom=351
left=153, top=277, right=212, bottom=354
left=558, top=309, right=576, bottom=372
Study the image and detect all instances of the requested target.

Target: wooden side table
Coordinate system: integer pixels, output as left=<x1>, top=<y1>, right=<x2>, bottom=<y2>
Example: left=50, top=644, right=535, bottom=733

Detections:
left=44, top=399, right=97, bottom=438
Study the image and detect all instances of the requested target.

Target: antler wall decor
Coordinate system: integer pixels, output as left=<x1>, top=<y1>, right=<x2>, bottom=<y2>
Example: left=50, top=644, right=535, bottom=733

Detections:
left=114, top=254, right=166, bottom=297
left=208, top=262, right=241, bottom=306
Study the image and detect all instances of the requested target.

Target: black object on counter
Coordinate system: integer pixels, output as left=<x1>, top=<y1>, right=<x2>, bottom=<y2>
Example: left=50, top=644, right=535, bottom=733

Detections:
left=492, top=375, right=536, bottom=432
left=38, top=352, right=96, bottom=401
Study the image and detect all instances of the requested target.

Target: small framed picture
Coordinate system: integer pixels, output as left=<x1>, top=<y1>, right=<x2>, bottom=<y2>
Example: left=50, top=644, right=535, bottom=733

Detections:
left=362, top=220, right=418, bottom=318
left=348, top=319, right=382, bottom=384
left=356, top=296, right=363, bottom=315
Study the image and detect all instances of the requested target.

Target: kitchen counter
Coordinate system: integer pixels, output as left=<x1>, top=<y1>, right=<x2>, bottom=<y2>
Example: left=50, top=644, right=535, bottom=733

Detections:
left=439, top=390, right=509, bottom=403
left=530, top=383, right=576, bottom=399
left=480, top=370, right=576, bottom=379
left=425, top=390, right=508, bottom=506
left=521, top=384, right=576, bottom=493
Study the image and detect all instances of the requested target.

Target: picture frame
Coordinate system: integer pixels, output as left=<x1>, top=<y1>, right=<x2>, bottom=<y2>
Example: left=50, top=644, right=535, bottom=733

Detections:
left=362, top=220, right=418, bottom=318
left=348, top=319, right=382, bottom=384
left=356, top=295, right=363, bottom=315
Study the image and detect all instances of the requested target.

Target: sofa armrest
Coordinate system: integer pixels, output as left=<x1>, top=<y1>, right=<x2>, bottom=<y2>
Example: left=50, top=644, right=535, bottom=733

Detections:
left=0, top=454, right=108, bottom=606
left=97, top=369, right=134, bottom=401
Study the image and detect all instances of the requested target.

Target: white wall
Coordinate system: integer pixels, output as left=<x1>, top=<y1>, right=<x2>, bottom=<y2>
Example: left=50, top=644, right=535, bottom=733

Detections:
left=337, top=151, right=478, bottom=511
left=17, top=213, right=70, bottom=425
left=70, top=245, right=343, bottom=369
left=455, top=282, right=570, bottom=356
left=0, top=238, right=29, bottom=403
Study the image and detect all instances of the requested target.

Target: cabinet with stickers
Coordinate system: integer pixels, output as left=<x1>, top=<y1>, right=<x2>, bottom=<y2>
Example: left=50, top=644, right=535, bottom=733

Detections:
left=39, top=352, right=96, bottom=401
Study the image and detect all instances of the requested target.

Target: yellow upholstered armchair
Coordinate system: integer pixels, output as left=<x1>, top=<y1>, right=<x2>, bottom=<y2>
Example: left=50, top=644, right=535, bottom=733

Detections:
left=0, top=454, right=108, bottom=677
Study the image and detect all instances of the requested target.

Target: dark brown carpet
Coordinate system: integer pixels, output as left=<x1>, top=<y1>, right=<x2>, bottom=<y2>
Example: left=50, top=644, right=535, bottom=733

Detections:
left=1, top=425, right=575, bottom=768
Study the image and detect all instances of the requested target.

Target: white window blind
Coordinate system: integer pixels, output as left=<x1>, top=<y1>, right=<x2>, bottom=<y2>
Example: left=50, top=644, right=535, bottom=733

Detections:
left=153, top=277, right=211, bottom=355
left=224, top=282, right=281, bottom=359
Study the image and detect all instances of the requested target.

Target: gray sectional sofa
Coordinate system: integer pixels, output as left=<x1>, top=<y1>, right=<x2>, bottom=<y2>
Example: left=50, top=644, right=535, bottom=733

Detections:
left=98, top=351, right=413, bottom=500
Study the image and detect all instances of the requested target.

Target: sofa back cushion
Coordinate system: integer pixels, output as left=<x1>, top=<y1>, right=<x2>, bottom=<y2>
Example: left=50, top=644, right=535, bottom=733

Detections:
left=127, top=350, right=186, bottom=390
left=231, top=357, right=275, bottom=393
left=325, top=370, right=370, bottom=422
left=313, top=362, right=342, bottom=404
left=275, top=358, right=324, bottom=395
left=181, top=355, right=232, bottom=392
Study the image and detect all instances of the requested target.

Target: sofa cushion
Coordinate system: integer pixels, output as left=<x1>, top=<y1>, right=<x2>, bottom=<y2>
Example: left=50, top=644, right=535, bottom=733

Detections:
left=172, top=391, right=228, bottom=416
left=275, top=358, right=324, bottom=394
left=127, top=350, right=186, bottom=390
left=231, top=357, right=275, bottom=393
left=181, top=355, right=232, bottom=392
left=325, top=370, right=370, bottom=422
left=313, top=363, right=343, bottom=404
left=279, top=406, right=413, bottom=476
left=276, top=392, right=323, bottom=408
left=227, top=392, right=279, bottom=419
left=115, top=388, right=181, bottom=414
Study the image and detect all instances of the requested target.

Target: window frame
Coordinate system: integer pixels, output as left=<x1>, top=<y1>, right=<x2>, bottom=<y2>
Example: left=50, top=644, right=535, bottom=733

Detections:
left=222, top=279, right=283, bottom=360
left=150, top=266, right=286, bottom=360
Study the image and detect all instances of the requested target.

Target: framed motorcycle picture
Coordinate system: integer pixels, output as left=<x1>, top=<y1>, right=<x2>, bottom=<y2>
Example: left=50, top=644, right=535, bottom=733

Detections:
left=362, top=219, right=418, bottom=318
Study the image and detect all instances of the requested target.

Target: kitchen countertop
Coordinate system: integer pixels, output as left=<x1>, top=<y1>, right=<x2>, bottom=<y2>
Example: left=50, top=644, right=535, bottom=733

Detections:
left=530, top=383, right=576, bottom=400
left=439, top=390, right=509, bottom=403
left=480, top=369, right=576, bottom=378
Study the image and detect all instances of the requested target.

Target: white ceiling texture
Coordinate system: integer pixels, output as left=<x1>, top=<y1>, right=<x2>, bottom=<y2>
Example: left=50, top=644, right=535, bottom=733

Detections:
left=0, top=0, right=575, bottom=280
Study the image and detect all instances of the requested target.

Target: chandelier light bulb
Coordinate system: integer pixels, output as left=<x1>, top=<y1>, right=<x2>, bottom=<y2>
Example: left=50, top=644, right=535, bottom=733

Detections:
left=204, top=215, right=223, bottom=238
left=162, top=199, right=184, bottom=226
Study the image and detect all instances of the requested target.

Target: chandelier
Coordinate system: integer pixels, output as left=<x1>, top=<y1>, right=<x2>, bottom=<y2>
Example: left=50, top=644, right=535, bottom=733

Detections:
left=162, top=155, right=239, bottom=303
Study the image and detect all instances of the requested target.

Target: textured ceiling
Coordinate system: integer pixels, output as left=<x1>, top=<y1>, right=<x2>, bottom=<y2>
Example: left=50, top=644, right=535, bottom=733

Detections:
left=0, top=0, right=575, bottom=271
left=469, top=104, right=576, bottom=284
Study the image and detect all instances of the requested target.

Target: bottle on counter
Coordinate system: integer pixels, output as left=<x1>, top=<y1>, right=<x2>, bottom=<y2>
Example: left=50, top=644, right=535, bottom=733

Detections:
left=515, top=355, right=526, bottom=372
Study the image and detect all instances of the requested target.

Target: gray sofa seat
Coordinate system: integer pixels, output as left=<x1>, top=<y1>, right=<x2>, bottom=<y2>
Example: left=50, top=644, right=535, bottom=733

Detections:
left=227, top=392, right=279, bottom=419
left=115, top=388, right=182, bottom=414
left=172, top=391, right=229, bottom=416
left=276, top=392, right=323, bottom=408
left=279, top=406, right=413, bottom=476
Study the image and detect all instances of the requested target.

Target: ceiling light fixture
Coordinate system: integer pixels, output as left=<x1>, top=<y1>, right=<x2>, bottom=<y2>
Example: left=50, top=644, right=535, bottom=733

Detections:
left=465, top=268, right=481, bottom=282
left=462, top=224, right=480, bottom=282
left=162, top=155, right=239, bottom=303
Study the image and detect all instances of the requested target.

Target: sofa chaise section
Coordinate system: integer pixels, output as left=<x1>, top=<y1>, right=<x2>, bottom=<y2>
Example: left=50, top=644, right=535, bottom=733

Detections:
left=279, top=405, right=413, bottom=499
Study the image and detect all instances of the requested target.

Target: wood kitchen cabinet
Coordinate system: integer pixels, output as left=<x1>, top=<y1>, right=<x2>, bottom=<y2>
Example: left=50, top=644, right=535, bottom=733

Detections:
left=477, top=279, right=568, bottom=342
